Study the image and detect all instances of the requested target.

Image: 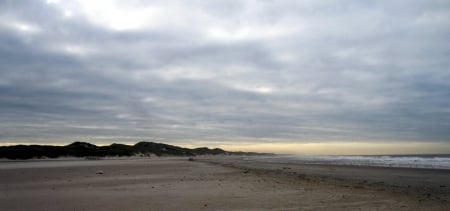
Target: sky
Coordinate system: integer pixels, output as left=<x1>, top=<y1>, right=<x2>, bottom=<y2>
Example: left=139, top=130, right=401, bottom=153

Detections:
left=0, top=0, right=450, bottom=154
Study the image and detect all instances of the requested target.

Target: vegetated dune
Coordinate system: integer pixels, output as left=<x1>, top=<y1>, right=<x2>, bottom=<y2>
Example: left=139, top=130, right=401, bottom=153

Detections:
left=0, top=141, right=271, bottom=159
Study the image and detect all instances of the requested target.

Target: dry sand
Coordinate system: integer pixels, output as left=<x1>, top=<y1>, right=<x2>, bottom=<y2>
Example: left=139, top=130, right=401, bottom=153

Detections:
left=0, top=156, right=449, bottom=210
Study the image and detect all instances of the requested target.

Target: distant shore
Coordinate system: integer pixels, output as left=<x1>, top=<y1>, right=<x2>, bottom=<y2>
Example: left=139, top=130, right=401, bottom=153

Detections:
left=1, top=156, right=449, bottom=210
left=201, top=156, right=450, bottom=201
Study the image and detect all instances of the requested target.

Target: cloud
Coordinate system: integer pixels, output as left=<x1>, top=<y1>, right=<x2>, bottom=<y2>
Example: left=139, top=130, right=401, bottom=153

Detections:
left=0, top=0, right=449, bottom=146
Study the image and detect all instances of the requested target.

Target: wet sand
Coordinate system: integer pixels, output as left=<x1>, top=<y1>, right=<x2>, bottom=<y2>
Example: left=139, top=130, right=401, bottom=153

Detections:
left=1, top=156, right=449, bottom=210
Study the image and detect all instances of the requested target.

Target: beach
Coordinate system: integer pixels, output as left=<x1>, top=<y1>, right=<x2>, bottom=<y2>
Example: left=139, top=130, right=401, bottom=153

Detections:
left=1, top=156, right=449, bottom=210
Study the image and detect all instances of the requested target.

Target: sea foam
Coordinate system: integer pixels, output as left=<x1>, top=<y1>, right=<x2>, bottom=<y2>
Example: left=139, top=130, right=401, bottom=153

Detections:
left=245, top=154, right=450, bottom=170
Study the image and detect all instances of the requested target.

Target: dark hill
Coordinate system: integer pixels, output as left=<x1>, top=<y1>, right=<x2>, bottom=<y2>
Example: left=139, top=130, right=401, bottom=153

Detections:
left=67, top=141, right=97, bottom=149
left=0, top=141, right=272, bottom=159
left=134, top=142, right=194, bottom=156
left=192, top=147, right=226, bottom=155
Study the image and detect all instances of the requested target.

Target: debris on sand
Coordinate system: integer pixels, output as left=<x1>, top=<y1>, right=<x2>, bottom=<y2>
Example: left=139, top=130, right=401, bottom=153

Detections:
left=96, top=170, right=104, bottom=175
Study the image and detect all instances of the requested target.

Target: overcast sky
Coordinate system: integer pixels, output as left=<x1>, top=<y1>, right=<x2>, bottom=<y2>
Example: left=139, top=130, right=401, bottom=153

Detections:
left=0, top=0, right=449, bottom=150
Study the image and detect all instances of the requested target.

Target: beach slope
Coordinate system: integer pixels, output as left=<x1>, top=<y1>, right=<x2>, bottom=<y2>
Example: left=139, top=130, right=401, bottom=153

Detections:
left=1, top=157, right=449, bottom=210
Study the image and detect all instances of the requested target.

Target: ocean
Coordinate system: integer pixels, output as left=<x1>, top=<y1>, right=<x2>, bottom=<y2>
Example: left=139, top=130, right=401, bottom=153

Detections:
left=244, top=154, right=450, bottom=170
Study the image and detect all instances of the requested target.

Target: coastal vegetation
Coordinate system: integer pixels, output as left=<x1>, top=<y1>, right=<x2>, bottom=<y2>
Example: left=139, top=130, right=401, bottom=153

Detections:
left=0, top=141, right=269, bottom=159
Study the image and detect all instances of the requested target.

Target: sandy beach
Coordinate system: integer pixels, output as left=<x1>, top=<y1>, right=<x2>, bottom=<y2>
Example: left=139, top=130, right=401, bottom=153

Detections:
left=1, top=156, right=449, bottom=211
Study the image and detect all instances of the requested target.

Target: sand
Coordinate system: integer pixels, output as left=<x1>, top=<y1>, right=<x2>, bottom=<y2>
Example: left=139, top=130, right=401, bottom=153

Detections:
left=1, top=156, right=449, bottom=210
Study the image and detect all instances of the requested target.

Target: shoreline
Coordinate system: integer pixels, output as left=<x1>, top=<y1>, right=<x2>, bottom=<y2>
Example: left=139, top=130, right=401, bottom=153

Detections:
left=1, top=156, right=449, bottom=210
left=200, top=156, right=450, bottom=200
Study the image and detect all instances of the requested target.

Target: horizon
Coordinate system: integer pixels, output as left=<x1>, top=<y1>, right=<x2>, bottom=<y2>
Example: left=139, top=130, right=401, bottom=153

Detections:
left=1, top=1, right=449, bottom=155
left=2, top=140, right=450, bottom=156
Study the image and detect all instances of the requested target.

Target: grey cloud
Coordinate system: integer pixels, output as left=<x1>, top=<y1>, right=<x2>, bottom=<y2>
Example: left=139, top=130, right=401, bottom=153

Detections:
left=0, top=0, right=449, bottom=145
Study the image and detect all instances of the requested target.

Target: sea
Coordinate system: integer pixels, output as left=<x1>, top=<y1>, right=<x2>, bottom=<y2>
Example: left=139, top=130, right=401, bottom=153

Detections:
left=244, top=154, right=450, bottom=170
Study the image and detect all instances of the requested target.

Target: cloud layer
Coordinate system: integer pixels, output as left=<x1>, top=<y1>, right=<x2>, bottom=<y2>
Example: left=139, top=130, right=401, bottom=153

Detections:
left=1, top=0, right=449, bottom=145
